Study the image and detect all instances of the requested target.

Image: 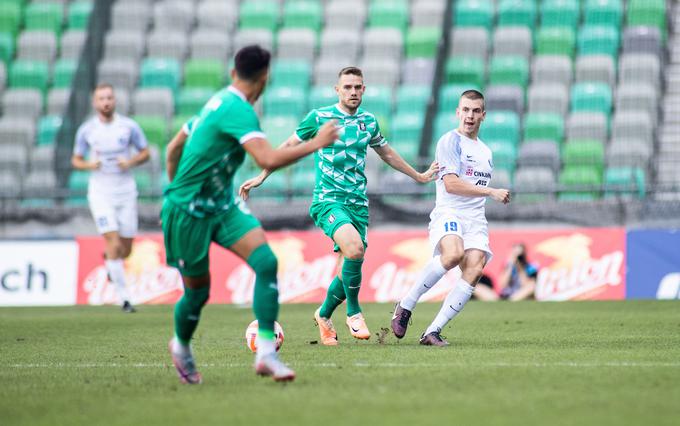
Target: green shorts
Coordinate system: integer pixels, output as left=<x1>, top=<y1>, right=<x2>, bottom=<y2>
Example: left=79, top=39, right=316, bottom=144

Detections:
left=161, top=199, right=261, bottom=277
left=309, top=202, right=369, bottom=252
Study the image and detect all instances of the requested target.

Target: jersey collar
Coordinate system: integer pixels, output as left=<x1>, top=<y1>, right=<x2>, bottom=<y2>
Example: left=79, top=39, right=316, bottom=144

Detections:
left=335, top=103, right=357, bottom=117
left=228, top=85, right=247, bottom=102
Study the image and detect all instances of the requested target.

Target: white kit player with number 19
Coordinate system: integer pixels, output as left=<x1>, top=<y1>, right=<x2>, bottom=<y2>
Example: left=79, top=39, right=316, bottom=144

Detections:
left=71, top=83, right=150, bottom=313
left=391, top=90, right=511, bottom=346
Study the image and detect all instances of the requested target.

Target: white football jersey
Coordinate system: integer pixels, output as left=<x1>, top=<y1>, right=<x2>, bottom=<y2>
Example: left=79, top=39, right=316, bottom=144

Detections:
left=73, top=114, right=148, bottom=197
left=432, top=129, right=493, bottom=221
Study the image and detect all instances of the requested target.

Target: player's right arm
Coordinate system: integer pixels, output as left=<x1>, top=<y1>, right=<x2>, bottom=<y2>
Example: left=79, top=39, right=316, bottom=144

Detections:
left=71, top=124, right=100, bottom=170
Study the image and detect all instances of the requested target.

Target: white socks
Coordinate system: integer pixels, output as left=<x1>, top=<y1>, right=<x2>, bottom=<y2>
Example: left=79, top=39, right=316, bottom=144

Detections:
left=105, top=259, right=130, bottom=304
left=425, top=280, right=475, bottom=335
left=171, top=337, right=191, bottom=356
left=256, top=336, right=277, bottom=362
left=400, top=255, right=448, bottom=311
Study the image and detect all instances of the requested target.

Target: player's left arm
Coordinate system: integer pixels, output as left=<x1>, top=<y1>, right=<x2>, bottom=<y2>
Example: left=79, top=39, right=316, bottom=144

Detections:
left=373, top=144, right=438, bottom=184
left=118, top=121, right=150, bottom=170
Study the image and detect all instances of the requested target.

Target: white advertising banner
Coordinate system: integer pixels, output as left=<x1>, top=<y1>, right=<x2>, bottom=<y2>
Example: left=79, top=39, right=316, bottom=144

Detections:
left=0, top=241, right=79, bottom=306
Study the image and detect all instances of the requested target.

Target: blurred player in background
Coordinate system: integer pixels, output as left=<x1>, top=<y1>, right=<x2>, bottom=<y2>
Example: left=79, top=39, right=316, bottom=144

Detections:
left=239, top=67, right=438, bottom=346
left=391, top=90, right=511, bottom=346
left=71, top=83, right=150, bottom=313
left=163, top=45, right=338, bottom=384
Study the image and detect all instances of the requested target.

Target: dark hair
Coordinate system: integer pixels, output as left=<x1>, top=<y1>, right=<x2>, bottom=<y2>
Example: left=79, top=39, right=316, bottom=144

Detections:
left=461, top=89, right=484, bottom=102
left=338, top=66, right=363, bottom=78
left=234, top=45, right=271, bottom=81
left=93, top=83, right=114, bottom=93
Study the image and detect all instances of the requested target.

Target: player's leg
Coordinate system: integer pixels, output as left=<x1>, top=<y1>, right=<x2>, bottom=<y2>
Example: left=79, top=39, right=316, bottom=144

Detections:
left=314, top=254, right=343, bottom=345
left=114, top=197, right=139, bottom=312
left=421, top=249, right=487, bottom=346
left=392, top=215, right=465, bottom=338
left=218, top=205, right=294, bottom=381
left=162, top=202, right=212, bottom=384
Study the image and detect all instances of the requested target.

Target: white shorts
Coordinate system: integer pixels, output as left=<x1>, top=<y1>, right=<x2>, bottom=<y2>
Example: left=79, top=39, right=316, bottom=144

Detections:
left=88, top=192, right=138, bottom=238
left=428, top=212, right=493, bottom=263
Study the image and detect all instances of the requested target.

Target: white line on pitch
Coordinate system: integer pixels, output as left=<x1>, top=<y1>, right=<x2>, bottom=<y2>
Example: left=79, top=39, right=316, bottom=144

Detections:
left=3, top=361, right=680, bottom=369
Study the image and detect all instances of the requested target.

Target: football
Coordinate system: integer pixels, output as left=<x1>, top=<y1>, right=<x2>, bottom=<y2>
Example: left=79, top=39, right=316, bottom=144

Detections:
left=245, top=320, right=284, bottom=353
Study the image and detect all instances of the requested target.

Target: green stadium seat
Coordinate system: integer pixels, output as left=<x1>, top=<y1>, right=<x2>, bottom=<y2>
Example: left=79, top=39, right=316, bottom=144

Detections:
left=536, top=26, right=575, bottom=57
left=390, top=112, right=423, bottom=160
left=0, top=3, right=22, bottom=36
left=171, top=114, right=193, bottom=137
left=239, top=1, right=279, bottom=31
left=261, top=115, right=298, bottom=144
left=9, top=60, right=49, bottom=93
left=68, top=170, right=89, bottom=202
left=396, top=85, right=430, bottom=115
left=577, top=25, right=620, bottom=58
left=24, top=2, right=64, bottom=35
left=480, top=111, right=521, bottom=146
left=283, top=1, right=322, bottom=32
left=134, top=171, right=155, bottom=195
left=176, top=88, right=212, bottom=116
left=0, top=32, right=14, bottom=64
left=570, top=82, right=612, bottom=114
left=523, top=113, right=564, bottom=142
left=263, top=85, right=307, bottom=118
left=604, top=166, right=645, bottom=199
left=52, top=59, right=77, bottom=88
left=361, top=85, right=393, bottom=117
left=541, top=0, right=580, bottom=29
left=406, top=27, right=440, bottom=58
left=454, top=0, right=494, bottom=32
left=140, top=58, right=181, bottom=93
left=445, top=57, right=485, bottom=88
left=498, top=0, right=537, bottom=28
left=67, top=1, right=92, bottom=30
left=37, top=115, right=62, bottom=146
left=184, top=60, right=224, bottom=90
left=309, top=85, right=336, bottom=109
left=271, top=60, right=311, bottom=89
left=291, top=167, right=315, bottom=199
left=134, top=116, right=168, bottom=148
left=558, top=165, right=602, bottom=200
left=627, top=0, right=666, bottom=39
left=562, top=140, right=605, bottom=173
left=486, top=141, right=517, bottom=173
left=259, top=171, right=289, bottom=200
left=438, top=83, right=480, bottom=113
left=369, top=0, right=409, bottom=33
left=489, top=56, right=529, bottom=88
left=432, top=113, right=457, bottom=146
left=584, top=0, right=622, bottom=27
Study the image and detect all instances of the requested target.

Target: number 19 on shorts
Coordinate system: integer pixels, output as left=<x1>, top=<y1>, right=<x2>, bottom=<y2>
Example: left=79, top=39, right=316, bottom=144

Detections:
left=444, top=221, right=458, bottom=232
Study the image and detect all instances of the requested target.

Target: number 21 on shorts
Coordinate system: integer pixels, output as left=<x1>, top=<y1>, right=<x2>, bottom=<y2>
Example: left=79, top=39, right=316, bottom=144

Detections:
left=444, top=221, right=458, bottom=232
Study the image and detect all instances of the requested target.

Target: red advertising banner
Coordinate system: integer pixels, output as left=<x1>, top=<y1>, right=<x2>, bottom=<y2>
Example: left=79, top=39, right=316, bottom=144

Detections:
left=76, top=227, right=625, bottom=305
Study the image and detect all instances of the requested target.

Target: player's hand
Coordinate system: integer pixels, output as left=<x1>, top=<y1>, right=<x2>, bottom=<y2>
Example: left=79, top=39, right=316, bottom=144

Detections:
left=417, top=161, right=439, bottom=183
left=239, top=174, right=265, bottom=201
left=117, top=157, right=131, bottom=170
left=89, top=160, right=101, bottom=170
left=313, top=120, right=339, bottom=148
left=490, top=188, right=511, bottom=204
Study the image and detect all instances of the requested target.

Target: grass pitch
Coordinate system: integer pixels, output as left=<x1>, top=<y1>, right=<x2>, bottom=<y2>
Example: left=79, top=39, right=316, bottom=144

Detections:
left=1, top=301, right=679, bottom=426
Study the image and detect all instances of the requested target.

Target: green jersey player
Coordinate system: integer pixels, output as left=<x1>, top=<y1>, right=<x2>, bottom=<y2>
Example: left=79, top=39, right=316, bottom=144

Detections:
left=163, top=46, right=337, bottom=383
left=239, top=67, right=438, bottom=346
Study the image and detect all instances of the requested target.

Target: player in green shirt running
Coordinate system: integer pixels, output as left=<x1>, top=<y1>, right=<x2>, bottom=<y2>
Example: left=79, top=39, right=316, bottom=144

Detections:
left=163, top=46, right=338, bottom=383
left=239, top=66, right=437, bottom=346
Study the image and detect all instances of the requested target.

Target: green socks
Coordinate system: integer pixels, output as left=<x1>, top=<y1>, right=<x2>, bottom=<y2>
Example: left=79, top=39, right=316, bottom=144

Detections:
left=342, top=258, right=364, bottom=316
left=319, top=276, right=346, bottom=318
left=174, top=286, right=210, bottom=345
left=247, top=244, right=279, bottom=336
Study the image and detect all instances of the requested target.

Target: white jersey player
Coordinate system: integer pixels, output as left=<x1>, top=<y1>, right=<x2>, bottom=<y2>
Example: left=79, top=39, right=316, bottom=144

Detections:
left=391, top=90, right=510, bottom=345
left=71, top=83, right=150, bottom=313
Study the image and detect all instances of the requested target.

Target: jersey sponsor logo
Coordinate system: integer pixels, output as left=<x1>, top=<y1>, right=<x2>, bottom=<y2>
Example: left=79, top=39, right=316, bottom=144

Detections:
left=473, top=171, right=491, bottom=178
left=475, top=180, right=488, bottom=186
left=465, top=166, right=474, bottom=176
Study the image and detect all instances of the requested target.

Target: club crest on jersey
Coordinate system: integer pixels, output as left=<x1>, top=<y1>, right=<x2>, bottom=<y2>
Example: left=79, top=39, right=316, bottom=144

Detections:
left=118, top=137, right=127, bottom=146
left=465, top=166, right=474, bottom=176
left=359, top=122, right=366, bottom=131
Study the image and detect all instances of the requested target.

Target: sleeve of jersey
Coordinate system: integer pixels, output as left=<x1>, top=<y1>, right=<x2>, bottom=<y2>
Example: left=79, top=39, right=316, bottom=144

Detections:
left=436, top=134, right=462, bottom=179
left=222, top=106, right=266, bottom=144
left=182, top=116, right=197, bottom=136
left=130, top=121, right=149, bottom=150
left=368, top=117, right=387, bottom=147
left=294, top=110, right=319, bottom=142
left=72, top=124, right=89, bottom=156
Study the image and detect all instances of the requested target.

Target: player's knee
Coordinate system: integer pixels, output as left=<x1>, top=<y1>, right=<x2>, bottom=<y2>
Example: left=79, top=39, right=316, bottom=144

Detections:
left=248, top=244, right=278, bottom=278
left=343, top=241, right=365, bottom=260
left=440, top=251, right=464, bottom=270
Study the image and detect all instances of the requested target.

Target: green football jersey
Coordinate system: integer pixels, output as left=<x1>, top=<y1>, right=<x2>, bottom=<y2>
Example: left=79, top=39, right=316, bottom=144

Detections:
left=295, top=104, right=387, bottom=206
left=182, top=115, right=198, bottom=136
left=165, top=87, right=265, bottom=217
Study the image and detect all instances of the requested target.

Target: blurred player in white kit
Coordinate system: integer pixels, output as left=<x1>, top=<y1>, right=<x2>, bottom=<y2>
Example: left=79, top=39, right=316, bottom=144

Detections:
left=71, top=83, right=150, bottom=312
left=391, top=90, right=511, bottom=345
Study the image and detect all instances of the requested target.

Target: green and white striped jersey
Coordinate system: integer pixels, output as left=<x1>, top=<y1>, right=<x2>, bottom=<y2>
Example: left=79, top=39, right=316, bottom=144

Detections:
left=295, top=104, right=387, bottom=206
